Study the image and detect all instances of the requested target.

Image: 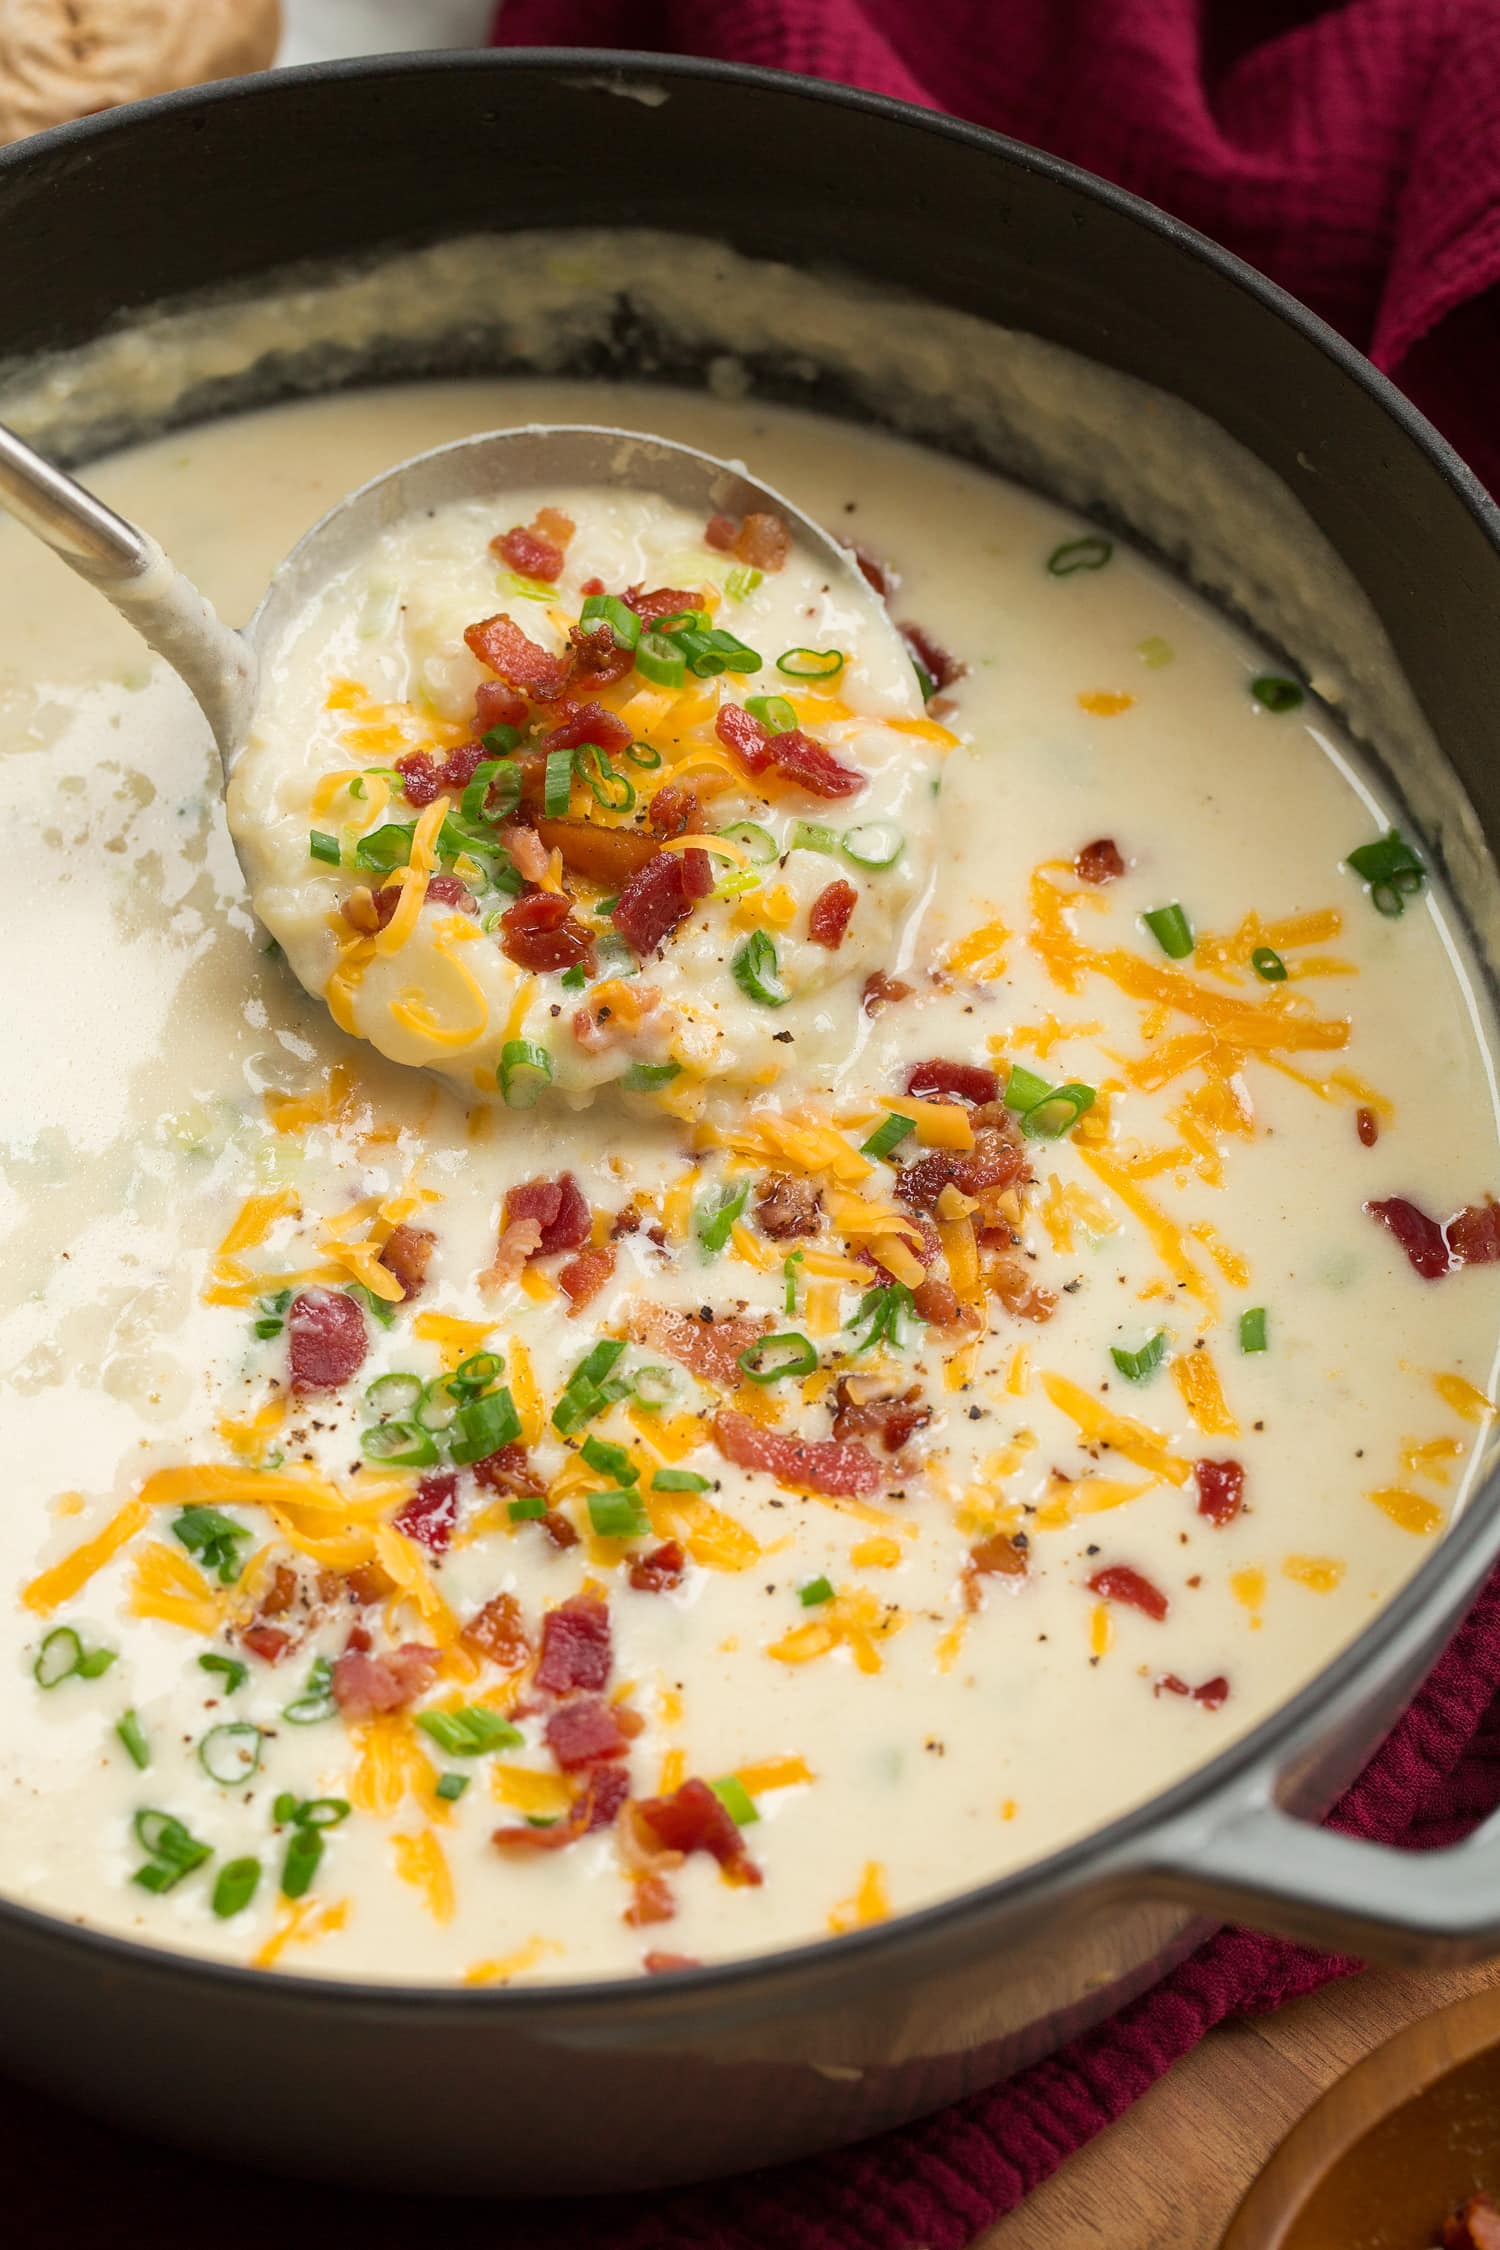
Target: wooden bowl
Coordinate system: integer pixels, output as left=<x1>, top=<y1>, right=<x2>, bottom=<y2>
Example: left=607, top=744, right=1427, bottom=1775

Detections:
left=1221, top=1985, right=1500, bottom=2248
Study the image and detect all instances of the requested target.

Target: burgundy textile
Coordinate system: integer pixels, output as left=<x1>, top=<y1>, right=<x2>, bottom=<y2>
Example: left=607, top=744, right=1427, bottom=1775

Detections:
left=491, top=0, right=1500, bottom=500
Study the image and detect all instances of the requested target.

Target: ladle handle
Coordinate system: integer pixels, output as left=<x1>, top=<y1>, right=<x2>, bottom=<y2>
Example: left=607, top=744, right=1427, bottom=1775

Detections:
left=0, top=419, right=254, bottom=760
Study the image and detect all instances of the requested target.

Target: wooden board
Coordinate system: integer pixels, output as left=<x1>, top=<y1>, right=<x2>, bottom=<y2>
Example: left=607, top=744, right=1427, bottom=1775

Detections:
left=980, top=1960, right=1500, bottom=2249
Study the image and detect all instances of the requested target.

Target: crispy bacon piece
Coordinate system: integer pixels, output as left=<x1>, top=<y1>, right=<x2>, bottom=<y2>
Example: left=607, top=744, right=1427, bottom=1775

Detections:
left=559, top=1243, right=616, bottom=1312
left=1356, top=1105, right=1379, bottom=1147
left=331, top=1641, right=441, bottom=1718
left=643, top=1949, right=699, bottom=1973
left=962, top=1531, right=1030, bottom=1609
left=533, top=815, right=657, bottom=889
left=714, top=701, right=775, bottom=773
left=542, top=700, right=633, bottom=760
left=498, top=889, right=595, bottom=974
left=912, top=1275, right=966, bottom=1328
left=392, top=1472, right=459, bottom=1554
left=493, top=522, right=566, bottom=583
left=568, top=620, right=636, bottom=688
left=255, top=1561, right=299, bottom=1619
left=847, top=543, right=896, bottom=597
left=636, top=1776, right=762, bottom=1884
left=535, top=1592, right=612, bottom=1696
left=1448, top=1198, right=1500, bottom=1266
left=1156, top=1672, right=1231, bottom=1711
left=624, top=1874, right=678, bottom=1927
left=461, top=1591, right=530, bottom=1670
left=985, top=1250, right=1057, bottom=1324
left=474, top=679, right=528, bottom=735
left=500, top=820, right=551, bottom=884
left=471, top=1443, right=546, bottom=1499
left=287, top=1288, right=367, bottom=1393
left=379, top=1222, right=437, bottom=1302
left=896, top=1124, right=1025, bottom=1214
left=755, top=1173, right=823, bottom=1240
left=809, top=878, right=857, bottom=950
left=1365, top=1194, right=1500, bottom=1278
left=611, top=846, right=712, bottom=956
left=465, top=612, right=567, bottom=699
left=623, top=584, right=700, bottom=626
left=648, top=783, right=704, bottom=839
left=539, top=1509, right=581, bottom=1551
left=713, top=1407, right=882, bottom=1497
left=831, top=1379, right=931, bottom=1453
left=1443, top=2194, right=1500, bottom=2250
left=863, top=971, right=912, bottom=1015
left=627, top=1302, right=771, bottom=1388
left=899, top=620, right=965, bottom=692
left=503, top=1173, right=591, bottom=1257
left=493, top=1762, right=629, bottom=1854
left=1088, top=1565, right=1169, bottom=1621
left=395, top=737, right=488, bottom=810
left=545, top=1694, right=631, bottom=1770
left=1075, top=837, right=1126, bottom=885
left=481, top=1217, right=544, bottom=1292
left=713, top=704, right=864, bottom=798
left=629, top=1540, right=686, bottom=1593
left=1195, top=1458, right=1245, bottom=1527
left=241, top=1624, right=292, bottom=1664
left=370, top=873, right=476, bottom=928
left=704, top=511, right=790, bottom=572
left=906, top=1058, right=998, bottom=1106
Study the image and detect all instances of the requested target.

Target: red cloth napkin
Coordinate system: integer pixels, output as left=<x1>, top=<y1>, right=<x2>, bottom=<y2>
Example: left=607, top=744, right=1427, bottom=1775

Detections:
left=490, top=0, right=1500, bottom=501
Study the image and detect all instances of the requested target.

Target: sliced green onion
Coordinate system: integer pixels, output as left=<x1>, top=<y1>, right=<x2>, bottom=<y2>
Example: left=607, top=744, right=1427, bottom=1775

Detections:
left=171, top=1506, right=251, bottom=1586
left=415, top=1375, right=461, bottom=1434
left=1143, top=903, right=1194, bottom=960
left=416, top=1707, right=525, bottom=1757
left=651, top=1467, right=710, bottom=1493
left=725, top=566, right=763, bottom=601
left=1251, top=674, right=1304, bottom=712
left=737, top=1332, right=818, bottom=1384
left=34, top=1626, right=84, bottom=1689
left=1346, top=827, right=1425, bottom=917
left=453, top=1350, right=504, bottom=1396
left=668, top=622, right=762, bottom=678
left=1239, top=1306, right=1269, bottom=1354
left=710, top=1775, right=759, bottom=1826
left=132, top=1809, right=210, bottom=1891
left=354, top=822, right=415, bottom=873
left=278, top=1796, right=350, bottom=1829
left=799, top=1576, right=835, bottom=1608
left=697, top=1180, right=751, bottom=1256
left=212, top=1857, right=261, bottom=1919
left=361, top=1418, right=441, bottom=1468
left=435, top=1773, right=470, bottom=1802
left=745, top=694, right=796, bottom=734
left=783, top=1248, right=804, bottom=1316
left=280, top=1825, right=324, bottom=1900
left=498, top=1038, right=554, bottom=1109
left=629, top=1363, right=681, bottom=1413
left=635, top=630, right=686, bottom=689
left=586, top=1491, right=652, bottom=1540
left=497, top=570, right=555, bottom=602
left=1004, top=1064, right=1052, bottom=1114
left=308, top=829, right=341, bottom=867
left=861, top=1112, right=916, bottom=1161
left=625, top=739, right=662, bottom=770
left=508, top=1496, right=549, bottom=1522
left=344, top=1281, right=397, bottom=1331
left=199, top=1721, right=263, bottom=1786
left=717, top=820, right=780, bottom=865
left=911, top=657, right=935, bottom=702
left=283, top=1655, right=335, bottom=1726
left=551, top=1338, right=629, bottom=1435
left=580, top=1434, right=638, bottom=1486
left=732, top=929, right=789, bottom=1007
left=116, top=1708, right=150, bottom=1770
left=365, top=1370, right=423, bottom=1417
left=842, top=822, right=904, bottom=871
left=847, top=1280, right=924, bottom=1355
left=621, top=1060, right=681, bottom=1091
left=560, top=961, right=589, bottom=993
left=776, top=647, right=843, bottom=680
left=460, top=757, right=523, bottom=827
left=199, top=1652, right=248, bottom=1694
left=77, top=1645, right=116, bottom=1678
left=576, top=742, right=636, bottom=812
left=543, top=746, right=574, bottom=818
left=481, top=723, right=521, bottom=756
left=1019, top=1082, right=1097, bottom=1141
left=1137, top=635, right=1174, bottom=668
left=579, top=592, right=642, bottom=650
left=1111, top=1332, right=1166, bottom=1383
left=1250, top=946, right=1287, bottom=982
left=449, top=1386, right=522, bottom=1466
left=253, top=1285, right=292, bottom=1341
left=789, top=819, right=839, bottom=856
left=1047, top=535, right=1113, bottom=576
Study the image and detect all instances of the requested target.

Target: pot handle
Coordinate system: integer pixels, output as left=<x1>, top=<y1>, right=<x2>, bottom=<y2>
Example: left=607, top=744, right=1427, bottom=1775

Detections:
left=1153, top=1785, right=1500, bottom=1964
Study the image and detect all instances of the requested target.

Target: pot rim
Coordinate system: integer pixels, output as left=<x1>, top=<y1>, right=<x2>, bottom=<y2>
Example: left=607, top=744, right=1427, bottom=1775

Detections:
left=3, top=45, right=1499, bottom=2014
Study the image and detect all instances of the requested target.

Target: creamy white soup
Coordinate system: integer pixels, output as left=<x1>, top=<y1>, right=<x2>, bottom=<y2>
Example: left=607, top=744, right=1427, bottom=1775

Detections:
left=3, top=373, right=1499, bottom=1987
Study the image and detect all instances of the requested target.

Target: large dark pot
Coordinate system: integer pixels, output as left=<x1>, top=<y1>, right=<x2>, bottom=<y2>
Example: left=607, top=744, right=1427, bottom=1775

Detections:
left=2, top=50, right=1500, bottom=2199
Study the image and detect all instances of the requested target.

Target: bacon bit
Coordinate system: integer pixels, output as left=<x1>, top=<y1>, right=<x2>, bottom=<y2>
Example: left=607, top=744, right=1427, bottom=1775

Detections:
left=503, top=1174, right=591, bottom=1257
left=539, top=1510, right=581, bottom=1551
left=558, top=1243, right=616, bottom=1312
left=545, top=1695, right=631, bottom=1770
left=379, top=1222, right=437, bottom=1302
left=571, top=981, right=662, bottom=1052
left=648, top=783, right=704, bottom=839
left=393, top=1472, right=459, bottom=1554
left=287, top=1288, right=367, bottom=1393
left=340, top=887, right=382, bottom=935
left=986, top=1250, right=1057, bottom=1324
left=1075, top=838, right=1126, bottom=885
left=847, top=543, right=896, bottom=597
left=331, top=1641, right=441, bottom=1718
left=643, top=1948, right=699, bottom=1973
left=629, top=1540, right=686, bottom=1593
left=1156, top=1672, right=1230, bottom=1710
left=481, top=1217, right=544, bottom=1291
left=714, top=701, right=775, bottom=773
left=343, top=1562, right=395, bottom=1607
left=493, top=522, right=566, bottom=583
left=493, top=1763, right=628, bottom=1854
left=1356, top=1105, right=1379, bottom=1147
left=704, top=511, right=789, bottom=572
left=535, top=1593, right=612, bottom=1696
left=255, top=1561, right=299, bottom=1619
left=612, top=845, right=713, bottom=955
left=897, top=1119, right=1025, bottom=1213
left=500, top=821, right=551, bottom=884
left=831, top=1378, right=931, bottom=1453
left=1087, top=1565, right=1169, bottom=1621
left=863, top=971, right=912, bottom=1015
left=1442, top=2194, right=1500, bottom=2250
left=465, top=612, right=567, bottom=699
left=474, top=679, right=528, bottom=735
left=636, top=1776, right=762, bottom=1884
left=567, top=621, right=636, bottom=689
left=714, top=1407, right=882, bottom=1497
left=755, top=1173, right=823, bottom=1240
left=704, top=514, right=738, bottom=553
left=627, top=1303, right=772, bottom=1388
left=395, top=736, right=487, bottom=809
left=622, top=584, right=700, bottom=625
left=912, top=1275, right=966, bottom=1328
left=472, top=1444, right=546, bottom=1499
left=241, top=1624, right=292, bottom=1664
left=498, top=889, right=595, bottom=974
left=1448, top=1198, right=1500, bottom=1266
left=713, top=703, right=864, bottom=798
left=1195, top=1457, right=1245, bottom=1527
left=1366, top=1194, right=1500, bottom=1279
left=962, top=1531, right=1030, bottom=1609
left=906, top=1059, right=998, bottom=1106
left=809, top=878, right=857, bottom=949
left=371, top=873, right=475, bottom=928
left=899, top=620, right=965, bottom=691
left=624, top=1873, right=677, bottom=1927
left=461, top=1591, right=530, bottom=1669
left=542, top=699, right=633, bottom=760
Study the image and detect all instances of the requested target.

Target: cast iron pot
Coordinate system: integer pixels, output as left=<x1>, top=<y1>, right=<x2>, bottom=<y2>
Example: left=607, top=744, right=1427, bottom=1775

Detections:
left=3, top=51, right=1500, bottom=2200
